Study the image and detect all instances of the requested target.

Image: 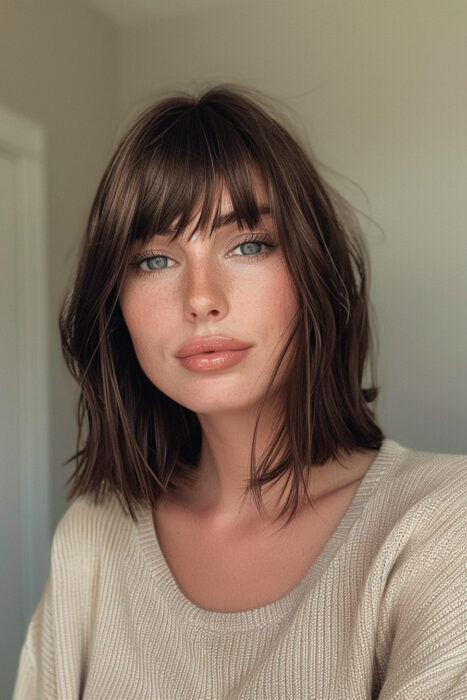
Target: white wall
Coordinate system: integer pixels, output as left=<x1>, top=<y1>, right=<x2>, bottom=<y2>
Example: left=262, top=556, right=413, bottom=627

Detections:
left=0, top=0, right=120, bottom=529
left=120, top=0, right=467, bottom=453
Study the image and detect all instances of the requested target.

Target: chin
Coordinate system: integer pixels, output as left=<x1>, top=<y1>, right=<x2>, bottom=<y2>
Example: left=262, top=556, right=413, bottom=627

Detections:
left=159, top=383, right=264, bottom=415
left=174, top=395, right=260, bottom=415
left=146, top=366, right=272, bottom=414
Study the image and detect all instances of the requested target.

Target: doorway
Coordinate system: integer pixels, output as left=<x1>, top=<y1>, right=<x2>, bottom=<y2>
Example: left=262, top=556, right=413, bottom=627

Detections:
left=0, top=103, right=50, bottom=698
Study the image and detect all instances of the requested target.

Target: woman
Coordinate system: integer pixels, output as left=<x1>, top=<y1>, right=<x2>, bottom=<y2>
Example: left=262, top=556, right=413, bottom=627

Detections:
left=13, top=85, right=466, bottom=698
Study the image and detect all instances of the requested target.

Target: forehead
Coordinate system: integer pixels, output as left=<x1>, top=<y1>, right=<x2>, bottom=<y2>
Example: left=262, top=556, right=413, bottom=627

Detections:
left=216, top=171, right=269, bottom=207
left=176, top=173, right=271, bottom=242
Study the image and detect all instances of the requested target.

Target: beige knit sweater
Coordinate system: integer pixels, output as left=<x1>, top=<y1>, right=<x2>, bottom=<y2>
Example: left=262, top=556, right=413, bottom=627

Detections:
left=12, top=440, right=467, bottom=699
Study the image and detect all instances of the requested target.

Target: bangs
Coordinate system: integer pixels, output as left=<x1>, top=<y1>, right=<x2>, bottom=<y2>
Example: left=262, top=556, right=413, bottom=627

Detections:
left=129, top=103, right=272, bottom=244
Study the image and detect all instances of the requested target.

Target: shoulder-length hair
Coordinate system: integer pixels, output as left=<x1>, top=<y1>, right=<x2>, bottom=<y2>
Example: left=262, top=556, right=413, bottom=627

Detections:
left=60, top=84, right=384, bottom=527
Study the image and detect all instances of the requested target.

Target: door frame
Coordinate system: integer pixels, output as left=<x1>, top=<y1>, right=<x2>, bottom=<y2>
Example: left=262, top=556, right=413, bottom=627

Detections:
left=0, top=104, right=50, bottom=630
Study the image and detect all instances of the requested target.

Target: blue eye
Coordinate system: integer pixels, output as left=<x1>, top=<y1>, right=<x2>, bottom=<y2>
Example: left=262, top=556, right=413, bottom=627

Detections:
left=236, top=241, right=264, bottom=256
left=142, top=256, right=172, bottom=271
left=231, top=233, right=276, bottom=259
left=136, top=255, right=176, bottom=272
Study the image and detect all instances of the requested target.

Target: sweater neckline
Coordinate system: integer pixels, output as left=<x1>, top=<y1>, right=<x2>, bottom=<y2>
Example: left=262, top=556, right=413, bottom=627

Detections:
left=135, top=438, right=405, bottom=633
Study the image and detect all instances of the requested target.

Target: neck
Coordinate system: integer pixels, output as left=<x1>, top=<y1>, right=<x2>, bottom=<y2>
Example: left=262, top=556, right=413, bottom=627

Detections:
left=165, top=400, right=378, bottom=533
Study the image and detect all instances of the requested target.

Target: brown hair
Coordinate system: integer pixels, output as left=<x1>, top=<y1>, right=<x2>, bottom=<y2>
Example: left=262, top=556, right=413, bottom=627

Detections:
left=59, top=84, right=383, bottom=527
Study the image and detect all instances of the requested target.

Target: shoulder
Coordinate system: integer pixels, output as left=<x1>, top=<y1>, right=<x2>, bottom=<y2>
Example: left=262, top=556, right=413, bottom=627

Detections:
left=369, top=442, right=467, bottom=578
left=371, top=445, right=467, bottom=698
left=369, top=443, right=466, bottom=605
left=364, top=441, right=466, bottom=569
left=51, top=489, right=139, bottom=566
left=378, top=440, right=466, bottom=510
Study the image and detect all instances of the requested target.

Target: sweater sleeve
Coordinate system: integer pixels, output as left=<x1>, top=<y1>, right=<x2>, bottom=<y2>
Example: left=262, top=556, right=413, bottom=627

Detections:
left=12, top=496, right=96, bottom=699
left=377, top=495, right=467, bottom=699
left=12, top=573, right=58, bottom=700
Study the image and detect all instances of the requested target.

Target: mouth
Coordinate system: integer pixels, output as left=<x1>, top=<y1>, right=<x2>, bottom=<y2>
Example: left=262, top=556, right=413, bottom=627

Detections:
left=176, top=336, right=251, bottom=358
left=177, top=347, right=251, bottom=372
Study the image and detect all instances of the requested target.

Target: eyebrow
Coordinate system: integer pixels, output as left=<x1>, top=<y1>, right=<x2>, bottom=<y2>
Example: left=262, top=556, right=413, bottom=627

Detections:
left=211, top=204, right=272, bottom=231
left=163, top=204, right=272, bottom=236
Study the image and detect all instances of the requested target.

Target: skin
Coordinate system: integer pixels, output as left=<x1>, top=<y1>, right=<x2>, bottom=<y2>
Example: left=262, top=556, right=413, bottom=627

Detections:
left=119, top=178, right=376, bottom=536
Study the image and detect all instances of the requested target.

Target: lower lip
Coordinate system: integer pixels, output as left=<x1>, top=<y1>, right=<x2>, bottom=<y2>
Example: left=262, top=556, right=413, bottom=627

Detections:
left=178, top=348, right=251, bottom=372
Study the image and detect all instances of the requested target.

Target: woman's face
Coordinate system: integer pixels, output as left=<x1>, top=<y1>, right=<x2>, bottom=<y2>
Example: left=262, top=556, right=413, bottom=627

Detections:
left=119, top=179, right=300, bottom=416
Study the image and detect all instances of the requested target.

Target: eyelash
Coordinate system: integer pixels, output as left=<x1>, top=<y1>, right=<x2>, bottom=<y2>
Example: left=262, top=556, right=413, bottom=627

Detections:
left=128, top=233, right=277, bottom=276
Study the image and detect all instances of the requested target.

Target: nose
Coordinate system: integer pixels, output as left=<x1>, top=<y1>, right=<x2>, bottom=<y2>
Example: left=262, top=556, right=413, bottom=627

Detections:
left=183, top=258, right=228, bottom=322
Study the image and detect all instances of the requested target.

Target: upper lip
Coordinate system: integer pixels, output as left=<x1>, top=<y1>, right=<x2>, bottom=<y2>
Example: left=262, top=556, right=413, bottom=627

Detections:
left=176, top=336, right=251, bottom=358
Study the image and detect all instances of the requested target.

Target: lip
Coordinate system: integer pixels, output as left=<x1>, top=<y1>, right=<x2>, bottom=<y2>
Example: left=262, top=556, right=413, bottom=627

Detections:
left=176, top=335, right=251, bottom=358
left=177, top=348, right=251, bottom=372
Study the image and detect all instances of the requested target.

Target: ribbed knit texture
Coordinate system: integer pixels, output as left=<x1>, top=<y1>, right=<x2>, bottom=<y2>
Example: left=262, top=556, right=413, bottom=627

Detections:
left=13, top=439, right=467, bottom=699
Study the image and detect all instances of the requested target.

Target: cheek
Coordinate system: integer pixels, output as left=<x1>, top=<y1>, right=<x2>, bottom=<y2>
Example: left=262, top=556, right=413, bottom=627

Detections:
left=261, top=267, right=300, bottom=373
left=119, top=290, right=143, bottom=343
left=119, top=283, right=169, bottom=354
left=261, top=264, right=299, bottom=320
